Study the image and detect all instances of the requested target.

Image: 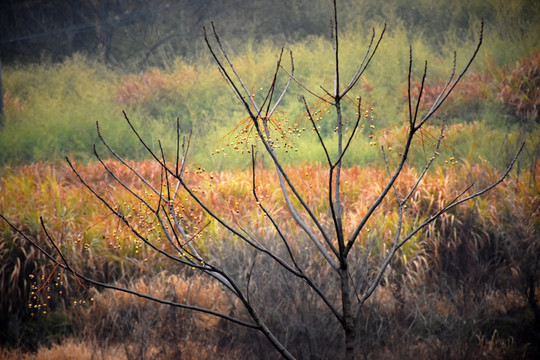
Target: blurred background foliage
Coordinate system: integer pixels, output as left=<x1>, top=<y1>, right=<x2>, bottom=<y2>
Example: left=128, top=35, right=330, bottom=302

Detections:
left=0, top=0, right=538, bottom=170
left=1, top=0, right=538, bottom=68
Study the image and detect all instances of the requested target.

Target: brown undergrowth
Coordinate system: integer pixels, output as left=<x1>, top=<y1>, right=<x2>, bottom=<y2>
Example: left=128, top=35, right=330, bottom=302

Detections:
left=1, top=160, right=539, bottom=359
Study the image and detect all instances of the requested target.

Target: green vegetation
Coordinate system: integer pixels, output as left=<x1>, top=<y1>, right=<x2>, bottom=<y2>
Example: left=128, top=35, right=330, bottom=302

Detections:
left=0, top=49, right=536, bottom=170
left=0, top=0, right=538, bottom=170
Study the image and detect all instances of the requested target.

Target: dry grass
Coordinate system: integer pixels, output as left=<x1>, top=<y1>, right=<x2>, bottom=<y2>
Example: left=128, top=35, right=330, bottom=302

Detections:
left=1, top=160, right=539, bottom=359
left=115, top=63, right=201, bottom=107
left=0, top=339, right=126, bottom=360
left=403, top=49, right=540, bottom=125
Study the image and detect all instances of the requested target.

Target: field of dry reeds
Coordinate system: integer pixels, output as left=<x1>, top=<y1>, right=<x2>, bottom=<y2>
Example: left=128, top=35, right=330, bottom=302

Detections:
left=1, top=159, right=539, bottom=359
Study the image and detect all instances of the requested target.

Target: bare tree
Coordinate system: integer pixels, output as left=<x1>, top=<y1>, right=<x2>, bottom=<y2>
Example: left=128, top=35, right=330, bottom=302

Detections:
left=1, top=1, right=523, bottom=359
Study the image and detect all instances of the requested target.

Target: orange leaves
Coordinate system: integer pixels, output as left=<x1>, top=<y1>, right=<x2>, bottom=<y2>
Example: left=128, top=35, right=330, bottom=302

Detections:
left=496, top=50, right=540, bottom=120
left=2, top=91, right=26, bottom=114
left=403, top=51, right=540, bottom=123
left=404, top=71, right=492, bottom=114
left=115, top=65, right=198, bottom=106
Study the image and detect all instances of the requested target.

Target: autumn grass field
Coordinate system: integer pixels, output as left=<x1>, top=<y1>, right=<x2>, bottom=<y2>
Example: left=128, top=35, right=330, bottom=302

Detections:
left=0, top=157, right=539, bottom=359
left=1, top=64, right=539, bottom=359
left=1, top=1, right=540, bottom=357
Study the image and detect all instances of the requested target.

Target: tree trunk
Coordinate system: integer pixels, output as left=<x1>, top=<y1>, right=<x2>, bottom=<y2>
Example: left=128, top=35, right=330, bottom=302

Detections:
left=340, top=264, right=356, bottom=360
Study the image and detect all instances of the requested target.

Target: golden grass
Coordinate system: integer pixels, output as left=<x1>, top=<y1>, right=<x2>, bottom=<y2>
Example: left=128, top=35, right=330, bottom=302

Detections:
left=0, top=339, right=126, bottom=360
left=1, top=159, right=537, bottom=297
left=1, top=159, right=538, bottom=358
